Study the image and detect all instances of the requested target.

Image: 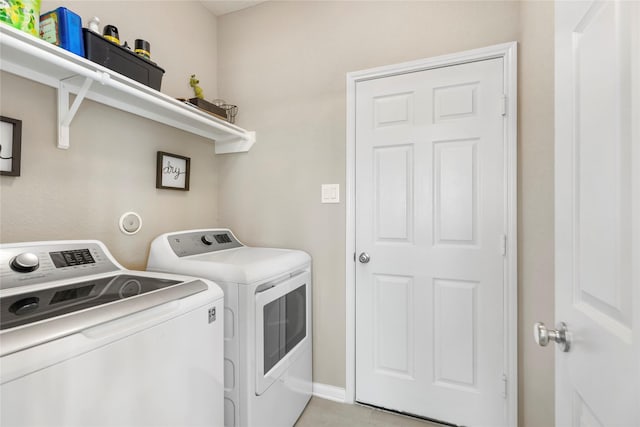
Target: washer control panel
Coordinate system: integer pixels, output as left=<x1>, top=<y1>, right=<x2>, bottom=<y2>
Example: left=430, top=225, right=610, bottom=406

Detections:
left=167, top=229, right=243, bottom=257
left=0, top=242, right=120, bottom=290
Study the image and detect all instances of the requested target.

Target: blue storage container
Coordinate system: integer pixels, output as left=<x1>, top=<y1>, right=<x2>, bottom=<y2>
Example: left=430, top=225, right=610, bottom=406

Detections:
left=39, top=7, right=84, bottom=57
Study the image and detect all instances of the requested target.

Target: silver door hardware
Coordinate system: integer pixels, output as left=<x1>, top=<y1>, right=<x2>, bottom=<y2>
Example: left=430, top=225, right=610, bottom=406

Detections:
left=501, top=374, right=508, bottom=398
left=358, top=252, right=370, bottom=264
left=533, top=321, right=570, bottom=352
left=500, top=94, right=507, bottom=116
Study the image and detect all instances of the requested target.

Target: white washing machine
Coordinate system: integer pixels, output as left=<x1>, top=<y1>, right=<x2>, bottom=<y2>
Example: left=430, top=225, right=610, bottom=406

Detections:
left=0, top=240, right=224, bottom=427
left=147, top=228, right=312, bottom=427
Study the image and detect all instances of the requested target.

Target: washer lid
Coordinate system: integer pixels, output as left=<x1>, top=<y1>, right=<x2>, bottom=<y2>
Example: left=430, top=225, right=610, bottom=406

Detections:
left=0, top=274, right=183, bottom=331
left=0, top=277, right=212, bottom=357
left=188, top=246, right=310, bottom=284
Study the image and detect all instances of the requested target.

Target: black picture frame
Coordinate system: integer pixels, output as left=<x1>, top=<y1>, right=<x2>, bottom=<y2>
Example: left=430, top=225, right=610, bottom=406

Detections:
left=0, top=116, right=22, bottom=177
left=156, top=151, right=190, bottom=191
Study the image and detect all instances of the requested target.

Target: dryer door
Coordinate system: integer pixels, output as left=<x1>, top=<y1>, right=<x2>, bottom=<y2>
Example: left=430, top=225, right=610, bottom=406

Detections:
left=255, top=270, right=311, bottom=395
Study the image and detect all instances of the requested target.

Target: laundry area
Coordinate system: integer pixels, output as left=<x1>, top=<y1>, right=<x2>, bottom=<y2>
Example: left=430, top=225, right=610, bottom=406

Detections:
left=1, top=1, right=638, bottom=427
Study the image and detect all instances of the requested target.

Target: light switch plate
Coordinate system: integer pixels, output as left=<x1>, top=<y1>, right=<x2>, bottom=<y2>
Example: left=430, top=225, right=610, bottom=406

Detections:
left=321, top=184, right=340, bottom=204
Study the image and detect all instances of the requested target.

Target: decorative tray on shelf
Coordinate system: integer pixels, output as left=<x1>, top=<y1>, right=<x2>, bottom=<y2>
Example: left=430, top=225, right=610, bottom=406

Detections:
left=178, top=98, right=228, bottom=121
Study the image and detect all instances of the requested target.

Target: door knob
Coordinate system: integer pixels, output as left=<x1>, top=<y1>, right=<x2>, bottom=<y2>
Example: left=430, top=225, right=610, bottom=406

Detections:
left=358, top=252, right=371, bottom=263
left=534, top=322, right=570, bottom=352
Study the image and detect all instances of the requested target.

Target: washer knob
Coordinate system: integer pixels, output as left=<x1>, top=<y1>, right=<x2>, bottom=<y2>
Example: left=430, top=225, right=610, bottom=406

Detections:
left=201, top=235, right=214, bottom=245
left=10, top=252, right=40, bottom=273
left=9, top=297, right=40, bottom=315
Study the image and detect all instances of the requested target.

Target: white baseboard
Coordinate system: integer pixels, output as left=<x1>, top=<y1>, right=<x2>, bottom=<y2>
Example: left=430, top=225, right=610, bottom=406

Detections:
left=312, top=382, right=346, bottom=403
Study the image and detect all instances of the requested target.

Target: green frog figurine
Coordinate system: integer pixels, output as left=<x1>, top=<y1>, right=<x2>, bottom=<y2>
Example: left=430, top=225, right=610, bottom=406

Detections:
left=189, top=74, right=204, bottom=99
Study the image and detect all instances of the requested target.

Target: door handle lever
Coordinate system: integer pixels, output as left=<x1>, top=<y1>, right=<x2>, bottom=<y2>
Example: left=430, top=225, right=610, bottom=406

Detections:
left=534, top=322, right=570, bottom=352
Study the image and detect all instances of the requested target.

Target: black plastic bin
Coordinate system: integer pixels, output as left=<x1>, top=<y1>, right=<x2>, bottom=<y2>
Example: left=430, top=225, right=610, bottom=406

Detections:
left=83, top=29, right=164, bottom=91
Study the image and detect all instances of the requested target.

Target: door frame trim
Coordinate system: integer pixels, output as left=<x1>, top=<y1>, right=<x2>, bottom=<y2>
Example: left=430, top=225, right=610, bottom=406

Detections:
left=345, top=41, right=518, bottom=426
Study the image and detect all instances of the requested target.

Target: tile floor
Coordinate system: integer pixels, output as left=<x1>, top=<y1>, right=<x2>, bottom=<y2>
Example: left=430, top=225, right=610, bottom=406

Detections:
left=294, top=397, right=443, bottom=427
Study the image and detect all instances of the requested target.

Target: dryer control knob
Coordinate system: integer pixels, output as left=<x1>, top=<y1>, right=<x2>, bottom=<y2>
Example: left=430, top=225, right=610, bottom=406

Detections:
left=10, top=252, right=40, bottom=273
left=201, top=235, right=214, bottom=245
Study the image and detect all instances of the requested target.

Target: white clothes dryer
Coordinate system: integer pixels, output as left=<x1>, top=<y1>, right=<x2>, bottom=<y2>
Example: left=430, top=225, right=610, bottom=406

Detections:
left=147, top=228, right=312, bottom=427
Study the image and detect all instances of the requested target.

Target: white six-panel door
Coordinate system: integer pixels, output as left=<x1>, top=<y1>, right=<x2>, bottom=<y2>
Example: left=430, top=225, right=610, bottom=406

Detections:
left=354, top=57, right=508, bottom=427
left=554, top=1, right=639, bottom=425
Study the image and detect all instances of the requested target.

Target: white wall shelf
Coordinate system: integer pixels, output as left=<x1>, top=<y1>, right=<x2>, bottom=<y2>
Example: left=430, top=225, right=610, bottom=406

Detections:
left=0, top=25, right=255, bottom=154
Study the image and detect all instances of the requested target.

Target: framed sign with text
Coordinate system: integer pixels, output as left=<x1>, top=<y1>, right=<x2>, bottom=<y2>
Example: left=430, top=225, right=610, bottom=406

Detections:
left=0, top=116, right=22, bottom=177
left=156, top=151, right=190, bottom=191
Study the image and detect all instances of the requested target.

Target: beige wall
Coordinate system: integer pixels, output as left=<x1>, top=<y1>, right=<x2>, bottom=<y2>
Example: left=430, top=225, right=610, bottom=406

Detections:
left=44, top=0, right=219, bottom=99
left=518, top=2, right=555, bottom=426
left=1, top=1, right=555, bottom=426
left=0, top=1, right=219, bottom=269
left=217, top=1, right=554, bottom=426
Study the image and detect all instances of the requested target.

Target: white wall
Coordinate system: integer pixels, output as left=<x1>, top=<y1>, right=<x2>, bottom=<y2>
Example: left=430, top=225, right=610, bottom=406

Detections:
left=216, top=2, right=554, bottom=426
